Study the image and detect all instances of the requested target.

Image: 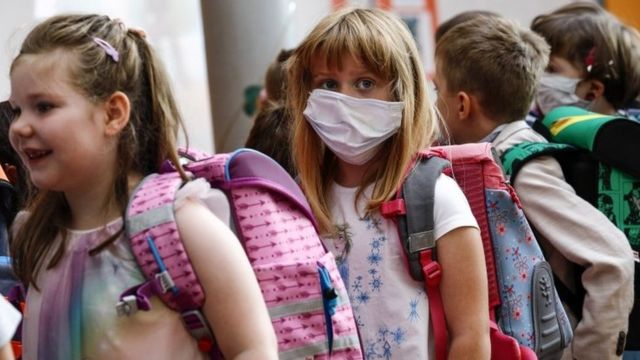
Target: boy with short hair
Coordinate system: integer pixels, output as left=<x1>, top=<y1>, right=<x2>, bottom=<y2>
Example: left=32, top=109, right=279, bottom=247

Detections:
left=434, top=14, right=635, bottom=360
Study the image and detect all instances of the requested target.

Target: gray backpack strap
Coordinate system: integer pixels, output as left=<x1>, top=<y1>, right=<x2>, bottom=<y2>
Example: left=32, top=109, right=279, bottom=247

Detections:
left=398, top=156, right=450, bottom=281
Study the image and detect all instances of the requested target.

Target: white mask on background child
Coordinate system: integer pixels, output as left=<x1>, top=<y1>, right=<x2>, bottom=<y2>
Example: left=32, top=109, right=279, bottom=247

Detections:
left=303, top=89, right=403, bottom=165
left=535, top=73, right=593, bottom=115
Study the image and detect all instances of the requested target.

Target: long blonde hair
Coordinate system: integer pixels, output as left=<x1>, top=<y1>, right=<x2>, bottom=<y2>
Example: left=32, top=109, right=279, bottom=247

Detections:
left=11, top=14, right=187, bottom=288
left=287, top=7, right=437, bottom=234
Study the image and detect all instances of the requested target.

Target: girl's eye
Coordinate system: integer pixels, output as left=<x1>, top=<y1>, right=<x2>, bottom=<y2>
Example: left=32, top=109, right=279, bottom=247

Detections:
left=355, top=79, right=375, bottom=90
left=319, top=79, right=338, bottom=90
left=35, top=102, right=53, bottom=113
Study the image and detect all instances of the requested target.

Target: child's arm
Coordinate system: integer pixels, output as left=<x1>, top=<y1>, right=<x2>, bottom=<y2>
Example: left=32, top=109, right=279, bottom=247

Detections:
left=176, top=198, right=278, bottom=359
left=0, top=343, right=15, bottom=360
left=437, top=226, right=490, bottom=360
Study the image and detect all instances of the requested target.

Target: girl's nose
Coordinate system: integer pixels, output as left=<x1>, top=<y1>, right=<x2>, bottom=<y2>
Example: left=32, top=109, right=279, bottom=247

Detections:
left=10, top=115, right=34, bottom=139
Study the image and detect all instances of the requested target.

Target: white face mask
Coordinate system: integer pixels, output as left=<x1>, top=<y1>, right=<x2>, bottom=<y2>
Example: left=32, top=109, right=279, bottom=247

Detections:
left=303, top=89, right=404, bottom=165
left=535, top=73, right=592, bottom=115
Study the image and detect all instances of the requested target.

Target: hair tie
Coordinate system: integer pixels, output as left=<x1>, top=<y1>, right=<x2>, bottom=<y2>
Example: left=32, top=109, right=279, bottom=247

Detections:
left=93, top=37, right=119, bottom=62
left=585, top=47, right=596, bottom=73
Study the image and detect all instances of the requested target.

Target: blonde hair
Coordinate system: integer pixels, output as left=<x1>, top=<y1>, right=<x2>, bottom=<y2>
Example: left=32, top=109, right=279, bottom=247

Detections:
left=436, top=15, right=550, bottom=122
left=287, top=7, right=437, bottom=234
left=531, top=1, right=640, bottom=109
left=11, top=14, right=186, bottom=287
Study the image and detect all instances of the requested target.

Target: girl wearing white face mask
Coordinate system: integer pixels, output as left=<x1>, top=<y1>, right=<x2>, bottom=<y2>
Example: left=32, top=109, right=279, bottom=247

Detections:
left=531, top=2, right=640, bottom=117
left=287, top=8, right=490, bottom=359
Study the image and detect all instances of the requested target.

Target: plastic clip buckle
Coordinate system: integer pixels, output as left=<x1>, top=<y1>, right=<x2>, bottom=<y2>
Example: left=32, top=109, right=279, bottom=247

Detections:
left=116, top=295, right=139, bottom=317
left=156, top=270, right=176, bottom=294
left=380, top=199, right=406, bottom=218
left=182, top=310, right=214, bottom=345
left=423, top=261, right=442, bottom=287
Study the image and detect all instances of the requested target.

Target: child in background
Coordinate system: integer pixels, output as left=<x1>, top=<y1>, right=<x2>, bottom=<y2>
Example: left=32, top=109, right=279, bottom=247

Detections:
left=434, top=13, right=634, bottom=359
left=531, top=1, right=640, bottom=118
left=8, top=14, right=277, bottom=359
left=287, top=7, right=490, bottom=359
left=245, top=105, right=295, bottom=177
left=246, top=49, right=296, bottom=177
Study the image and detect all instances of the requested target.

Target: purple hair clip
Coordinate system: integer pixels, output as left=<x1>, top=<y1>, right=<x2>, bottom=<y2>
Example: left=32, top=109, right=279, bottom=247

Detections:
left=93, top=37, right=119, bottom=62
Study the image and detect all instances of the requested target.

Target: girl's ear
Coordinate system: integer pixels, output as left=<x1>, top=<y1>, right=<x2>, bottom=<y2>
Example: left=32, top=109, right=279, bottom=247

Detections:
left=103, top=91, right=130, bottom=136
left=584, top=79, right=605, bottom=101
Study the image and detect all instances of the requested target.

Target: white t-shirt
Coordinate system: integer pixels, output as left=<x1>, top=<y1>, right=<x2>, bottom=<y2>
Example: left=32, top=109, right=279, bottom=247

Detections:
left=323, top=174, right=478, bottom=359
left=0, top=295, right=20, bottom=347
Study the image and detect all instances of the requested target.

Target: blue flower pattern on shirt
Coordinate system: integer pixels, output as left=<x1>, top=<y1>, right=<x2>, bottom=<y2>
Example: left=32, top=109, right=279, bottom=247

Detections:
left=346, top=214, right=410, bottom=358
left=325, top=184, right=431, bottom=358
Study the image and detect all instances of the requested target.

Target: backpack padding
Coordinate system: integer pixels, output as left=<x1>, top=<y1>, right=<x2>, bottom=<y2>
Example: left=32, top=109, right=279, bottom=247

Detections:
left=399, top=156, right=449, bottom=281
left=182, top=149, right=319, bottom=232
left=501, top=142, right=579, bottom=184
left=225, top=149, right=315, bottom=225
left=595, top=119, right=640, bottom=179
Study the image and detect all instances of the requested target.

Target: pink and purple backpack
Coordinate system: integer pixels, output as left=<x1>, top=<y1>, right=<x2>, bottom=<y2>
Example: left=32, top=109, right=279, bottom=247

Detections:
left=118, top=148, right=363, bottom=359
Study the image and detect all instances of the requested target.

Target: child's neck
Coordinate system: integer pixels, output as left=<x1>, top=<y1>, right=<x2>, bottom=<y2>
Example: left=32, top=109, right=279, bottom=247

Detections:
left=66, top=172, right=143, bottom=230
left=335, top=158, right=380, bottom=188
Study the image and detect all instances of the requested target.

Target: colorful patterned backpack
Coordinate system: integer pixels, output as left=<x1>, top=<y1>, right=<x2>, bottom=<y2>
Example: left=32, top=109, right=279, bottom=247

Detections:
left=502, top=105, right=640, bottom=353
left=119, top=148, right=363, bottom=359
left=381, top=143, right=573, bottom=360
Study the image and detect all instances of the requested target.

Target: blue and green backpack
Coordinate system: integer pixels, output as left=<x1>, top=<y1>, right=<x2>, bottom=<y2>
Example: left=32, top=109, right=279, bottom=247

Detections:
left=502, top=106, right=640, bottom=353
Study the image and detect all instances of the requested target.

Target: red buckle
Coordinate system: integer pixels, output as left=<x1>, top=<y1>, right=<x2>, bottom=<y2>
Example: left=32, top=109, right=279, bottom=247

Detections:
left=423, top=261, right=442, bottom=287
left=198, top=338, right=213, bottom=353
left=380, top=199, right=406, bottom=218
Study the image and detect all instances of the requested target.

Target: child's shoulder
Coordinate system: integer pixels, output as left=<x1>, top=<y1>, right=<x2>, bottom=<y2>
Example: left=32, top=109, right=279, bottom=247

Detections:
left=174, top=178, right=230, bottom=227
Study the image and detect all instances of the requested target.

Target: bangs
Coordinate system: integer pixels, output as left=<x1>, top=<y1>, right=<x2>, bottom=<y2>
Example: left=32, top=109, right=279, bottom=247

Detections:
left=297, top=11, right=398, bottom=81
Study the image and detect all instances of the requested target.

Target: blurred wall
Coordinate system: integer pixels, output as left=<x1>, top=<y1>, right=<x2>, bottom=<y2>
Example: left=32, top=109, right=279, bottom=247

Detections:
left=606, top=0, right=640, bottom=28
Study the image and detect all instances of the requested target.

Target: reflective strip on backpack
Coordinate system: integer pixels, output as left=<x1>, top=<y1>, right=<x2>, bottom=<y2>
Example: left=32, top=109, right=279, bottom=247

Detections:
left=126, top=204, right=175, bottom=235
left=549, top=114, right=605, bottom=136
left=267, top=290, right=349, bottom=319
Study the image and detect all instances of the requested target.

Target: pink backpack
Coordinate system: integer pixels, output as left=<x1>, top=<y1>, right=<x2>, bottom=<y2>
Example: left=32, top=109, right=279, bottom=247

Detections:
left=118, top=148, right=363, bottom=359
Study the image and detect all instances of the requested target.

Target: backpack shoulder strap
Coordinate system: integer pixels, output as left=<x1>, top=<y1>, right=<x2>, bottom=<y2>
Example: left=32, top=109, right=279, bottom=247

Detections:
left=382, top=151, right=449, bottom=360
left=124, top=155, right=225, bottom=354
left=501, top=141, right=576, bottom=183
left=398, top=154, right=449, bottom=278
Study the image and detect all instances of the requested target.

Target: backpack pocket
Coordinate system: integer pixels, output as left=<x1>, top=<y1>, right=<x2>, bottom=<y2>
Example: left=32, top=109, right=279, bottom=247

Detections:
left=486, top=188, right=572, bottom=356
left=254, top=251, right=361, bottom=360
